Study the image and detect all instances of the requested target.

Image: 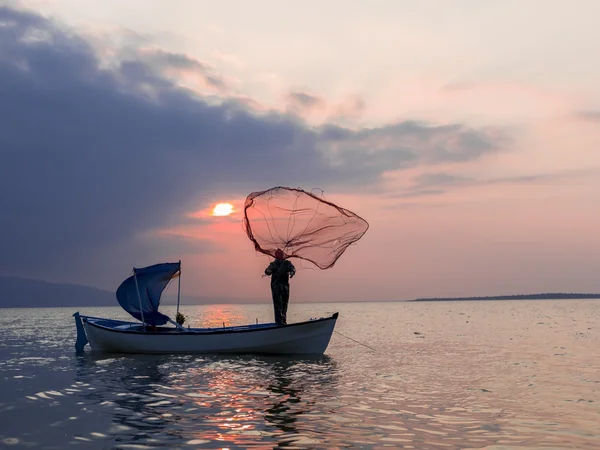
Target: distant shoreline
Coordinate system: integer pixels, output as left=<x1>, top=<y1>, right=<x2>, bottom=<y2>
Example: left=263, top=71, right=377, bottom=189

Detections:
left=3, top=271, right=600, bottom=307
left=412, top=293, right=600, bottom=302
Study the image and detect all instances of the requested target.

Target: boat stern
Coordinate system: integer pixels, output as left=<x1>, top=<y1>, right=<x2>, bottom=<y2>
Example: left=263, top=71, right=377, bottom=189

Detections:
left=73, top=311, right=89, bottom=353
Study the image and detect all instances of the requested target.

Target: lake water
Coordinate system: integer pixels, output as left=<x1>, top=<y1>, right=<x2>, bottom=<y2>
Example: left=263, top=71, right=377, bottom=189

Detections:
left=0, top=300, right=599, bottom=449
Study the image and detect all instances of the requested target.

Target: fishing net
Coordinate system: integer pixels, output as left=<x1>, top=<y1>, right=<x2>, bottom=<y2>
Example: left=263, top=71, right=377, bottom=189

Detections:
left=243, top=186, right=369, bottom=269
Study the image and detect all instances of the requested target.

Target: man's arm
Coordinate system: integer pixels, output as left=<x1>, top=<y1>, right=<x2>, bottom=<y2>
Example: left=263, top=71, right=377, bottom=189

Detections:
left=287, top=261, right=296, bottom=278
left=265, top=262, right=274, bottom=276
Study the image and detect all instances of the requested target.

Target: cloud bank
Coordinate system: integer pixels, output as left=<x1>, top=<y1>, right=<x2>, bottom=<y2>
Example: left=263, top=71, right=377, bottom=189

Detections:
left=0, top=6, right=508, bottom=282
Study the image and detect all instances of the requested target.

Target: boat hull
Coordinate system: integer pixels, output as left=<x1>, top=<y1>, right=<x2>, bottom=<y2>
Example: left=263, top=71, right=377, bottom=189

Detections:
left=77, top=313, right=338, bottom=355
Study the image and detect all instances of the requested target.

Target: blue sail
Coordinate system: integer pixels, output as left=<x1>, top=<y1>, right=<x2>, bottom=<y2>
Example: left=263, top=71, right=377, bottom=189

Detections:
left=116, top=262, right=180, bottom=326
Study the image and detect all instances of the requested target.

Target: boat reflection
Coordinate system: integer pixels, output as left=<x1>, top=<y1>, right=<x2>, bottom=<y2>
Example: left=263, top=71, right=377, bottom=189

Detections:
left=73, top=352, right=339, bottom=448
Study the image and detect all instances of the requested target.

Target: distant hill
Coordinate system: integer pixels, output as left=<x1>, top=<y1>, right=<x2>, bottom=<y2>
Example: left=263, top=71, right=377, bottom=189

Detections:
left=3, top=276, right=598, bottom=308
left=0, top=276, right=267, bottom=308
left=0, top=276, right=115, bottom=308
left=412, top=293, right=600, bottom=302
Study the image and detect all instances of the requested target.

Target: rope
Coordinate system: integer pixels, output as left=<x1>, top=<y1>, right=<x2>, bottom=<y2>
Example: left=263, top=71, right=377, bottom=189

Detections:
left=333, top=330, right=379, bottom=353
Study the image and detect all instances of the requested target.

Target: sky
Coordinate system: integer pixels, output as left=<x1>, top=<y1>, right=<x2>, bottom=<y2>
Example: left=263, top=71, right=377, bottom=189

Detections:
left=1, top=0, right=599, bottom=302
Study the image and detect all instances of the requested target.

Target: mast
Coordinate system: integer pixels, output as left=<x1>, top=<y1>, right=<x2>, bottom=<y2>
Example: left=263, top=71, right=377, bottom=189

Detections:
left=133, top=268, right=146, bottom=330
left=176, top=260, right=182, bottom=316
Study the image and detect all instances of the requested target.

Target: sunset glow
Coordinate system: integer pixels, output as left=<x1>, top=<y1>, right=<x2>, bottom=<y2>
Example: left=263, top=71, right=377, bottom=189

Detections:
left=3, top=1, right=600, bottom=302
left=212, top=203, right=234, bottom=217
left=3, top=3, right=600, bottom=447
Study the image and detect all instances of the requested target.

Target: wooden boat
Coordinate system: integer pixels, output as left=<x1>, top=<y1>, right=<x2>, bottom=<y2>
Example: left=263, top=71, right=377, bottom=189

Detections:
left=73, top=261, right=338, bottom=355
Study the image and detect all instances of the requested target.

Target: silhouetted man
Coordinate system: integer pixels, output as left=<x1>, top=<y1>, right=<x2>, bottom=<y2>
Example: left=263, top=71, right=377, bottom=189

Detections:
left=264, top=249, right=296, bottom=325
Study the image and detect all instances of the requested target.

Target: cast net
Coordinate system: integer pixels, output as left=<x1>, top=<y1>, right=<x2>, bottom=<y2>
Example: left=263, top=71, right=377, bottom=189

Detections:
left=243, top=186, right=369, bottom=269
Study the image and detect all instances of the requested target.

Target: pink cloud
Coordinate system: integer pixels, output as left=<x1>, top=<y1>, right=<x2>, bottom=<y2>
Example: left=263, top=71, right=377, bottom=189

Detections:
left=361, top=77, right=584, bottom=127
left=156, top=107, right=600, bottom=302
left=210, top=49, right=245, bottom=69
left=280, top=89, right=367, bottom=125
left=136, top=47, right=229, bottom=93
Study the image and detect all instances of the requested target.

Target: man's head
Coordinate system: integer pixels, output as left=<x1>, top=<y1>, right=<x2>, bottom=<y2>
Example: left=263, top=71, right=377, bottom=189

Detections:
left=274, top=249, right=285, bottom=260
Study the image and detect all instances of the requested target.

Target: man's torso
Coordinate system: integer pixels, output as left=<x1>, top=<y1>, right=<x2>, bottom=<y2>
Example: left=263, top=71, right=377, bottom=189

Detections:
left=269, top=260, right=294, bottom=285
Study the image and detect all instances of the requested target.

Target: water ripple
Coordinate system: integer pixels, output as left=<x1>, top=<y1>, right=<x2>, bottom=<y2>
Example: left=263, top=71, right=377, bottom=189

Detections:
left=0, top=302, right=599, bottom=448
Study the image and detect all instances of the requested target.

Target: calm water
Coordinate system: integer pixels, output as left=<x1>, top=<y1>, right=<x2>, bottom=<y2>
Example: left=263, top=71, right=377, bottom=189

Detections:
left=0, top=300, right=599, bottom=449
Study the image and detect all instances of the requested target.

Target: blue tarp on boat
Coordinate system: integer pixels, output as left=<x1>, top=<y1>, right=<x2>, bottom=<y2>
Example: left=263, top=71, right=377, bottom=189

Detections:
left=116, top=262, right=180, bottom=326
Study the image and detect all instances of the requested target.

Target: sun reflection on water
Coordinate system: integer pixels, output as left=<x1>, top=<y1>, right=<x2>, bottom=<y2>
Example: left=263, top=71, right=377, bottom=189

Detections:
left=23, top=352, right=339, bottom=448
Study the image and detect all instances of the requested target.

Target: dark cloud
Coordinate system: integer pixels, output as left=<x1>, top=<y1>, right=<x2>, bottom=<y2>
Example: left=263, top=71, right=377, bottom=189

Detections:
left=285, top=91, right=325, bottom=113
left=387, top=169, right=597, bottom=201
left=286, top=91, right=366, bottom=122
left=412, top=173, right=471, bottom=187
left=392, top=189, right=447, bottom=199
left=316, top=121, right=505, bottom=179
left=0, top=6, right=509, bottom=284
left=138, top=48, right=227, bottom=91
left=93, top=233, right=220, bottom=268
left=577, top=110, right=600, bottom=121
left=333, top=95, right=366, bottom=119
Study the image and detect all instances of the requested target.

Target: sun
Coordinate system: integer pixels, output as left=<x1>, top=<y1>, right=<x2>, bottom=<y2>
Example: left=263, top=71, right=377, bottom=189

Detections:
left=212, top=202, right=234, bottom=216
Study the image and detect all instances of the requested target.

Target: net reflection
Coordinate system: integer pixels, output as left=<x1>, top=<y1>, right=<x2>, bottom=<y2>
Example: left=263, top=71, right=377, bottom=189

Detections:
left=265, top=361, right=302, bottom=434
left=262, top=356, right=338, bottom=437
left=72, top=352, right=339, bottom=448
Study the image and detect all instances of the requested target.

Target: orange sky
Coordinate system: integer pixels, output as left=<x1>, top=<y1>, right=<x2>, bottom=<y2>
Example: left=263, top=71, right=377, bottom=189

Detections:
left=6, top=1, right=600, bottom=301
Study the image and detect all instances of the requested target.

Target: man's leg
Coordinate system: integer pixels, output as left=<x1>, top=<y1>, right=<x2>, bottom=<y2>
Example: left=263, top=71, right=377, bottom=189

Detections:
left=272, top=285, right=285, bottom=325
left=281, top=284, right=289, bottom=325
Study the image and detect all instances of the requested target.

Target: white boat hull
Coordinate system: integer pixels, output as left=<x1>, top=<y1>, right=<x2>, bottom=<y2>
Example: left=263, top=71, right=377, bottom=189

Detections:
left=75, top=313, right=338, bottom=355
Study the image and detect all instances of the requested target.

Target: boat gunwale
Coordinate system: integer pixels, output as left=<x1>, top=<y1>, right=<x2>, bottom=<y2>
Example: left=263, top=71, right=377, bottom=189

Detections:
left=82, top=312, right=339, bottom=336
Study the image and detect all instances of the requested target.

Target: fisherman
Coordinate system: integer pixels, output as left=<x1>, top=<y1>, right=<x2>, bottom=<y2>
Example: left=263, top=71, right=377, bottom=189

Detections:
left=264, top=249, right=296, bottom=325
